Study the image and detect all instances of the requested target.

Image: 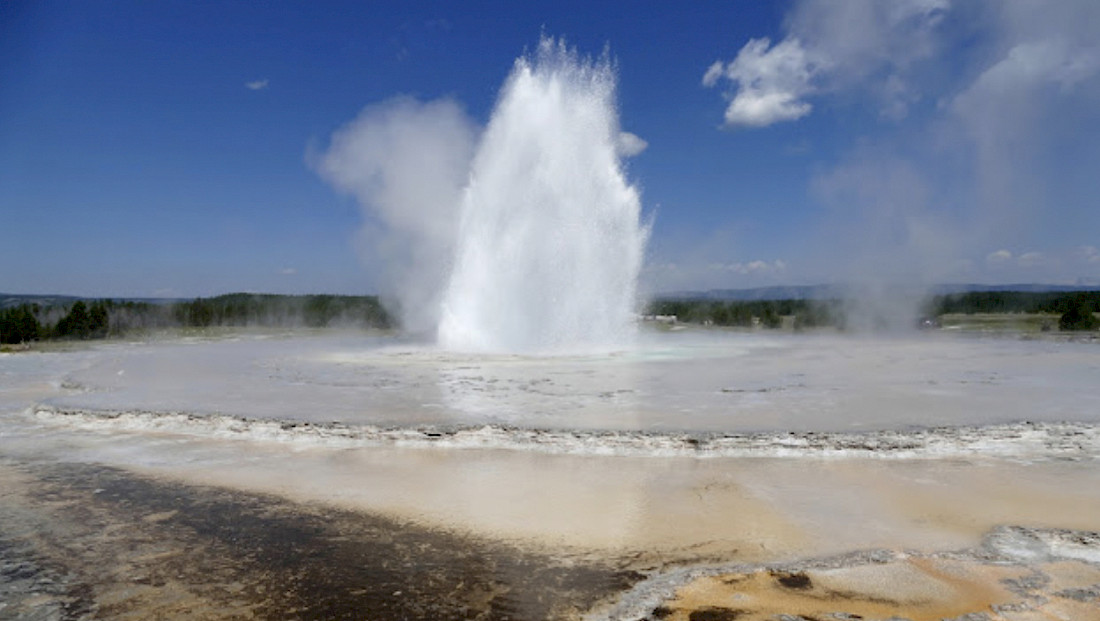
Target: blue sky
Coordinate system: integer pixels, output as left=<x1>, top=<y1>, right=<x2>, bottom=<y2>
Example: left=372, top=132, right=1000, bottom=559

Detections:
left=2, top=0, right=1099, bottom=298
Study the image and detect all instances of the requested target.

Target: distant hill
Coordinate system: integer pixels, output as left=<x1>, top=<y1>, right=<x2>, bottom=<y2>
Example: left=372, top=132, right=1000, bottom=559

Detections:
left=928, top=283, right=1099, bottom=294
left=0, top=293, right=181, bottom=310
left=5, top=284, right=1097, bottom=311
left=657, top=284, right=1099, bottom=301
left=660, top=285, right=839, bottom=301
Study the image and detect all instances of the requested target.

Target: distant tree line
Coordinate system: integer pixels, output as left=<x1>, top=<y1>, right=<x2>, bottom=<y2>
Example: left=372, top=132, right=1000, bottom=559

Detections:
left=929, top=291, right=1099, bottom=332
left=4, top=290, right=1097, bottom=345
left=644, top=298, right=846, bottom=331
left=172, top=293, right=391, bottom=329
left=1, top=294, right=392, bottom=344
left=645, top=290, right=1100, bottom=333
left=927, top=291, right=1100, bottom=316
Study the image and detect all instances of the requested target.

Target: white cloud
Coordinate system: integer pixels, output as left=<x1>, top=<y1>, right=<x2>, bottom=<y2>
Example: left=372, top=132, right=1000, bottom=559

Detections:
left=703, top=38, right=818, bottom=128
left=245, top=79, right=270, bottom=91
left=703, top=0, right=948, bottom=127
left=279, top=267, right=298, bottom=275
left=986, top=249, right=1013, bottom=265
left=616, top=131, right=648, bottom=157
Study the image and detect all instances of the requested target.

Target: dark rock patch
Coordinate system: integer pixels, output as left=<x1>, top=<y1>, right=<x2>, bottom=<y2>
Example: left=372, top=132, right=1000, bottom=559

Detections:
left=687, top=607, right=745, bottom=621
left=774, top=571, right=812, bottom=589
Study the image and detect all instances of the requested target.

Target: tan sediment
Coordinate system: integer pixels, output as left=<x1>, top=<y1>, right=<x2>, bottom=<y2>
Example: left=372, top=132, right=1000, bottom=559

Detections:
left=652, top=556, right=1100, bottom=621
left=164, top=449, right=813, bottom=561
left=101, top=436, right=1100, bottom=564
left=872, top=459, right=1100, bottom=536
left=724, top=457, right=1100, bottom=556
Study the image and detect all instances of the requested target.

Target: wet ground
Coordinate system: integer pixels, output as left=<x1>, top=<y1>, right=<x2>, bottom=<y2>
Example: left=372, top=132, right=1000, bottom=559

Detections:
left=0, top=459, right=643, bottom=621
left=3, top=331, right=1100, bottom=620
left=5, top=456, right=1099, bottom=621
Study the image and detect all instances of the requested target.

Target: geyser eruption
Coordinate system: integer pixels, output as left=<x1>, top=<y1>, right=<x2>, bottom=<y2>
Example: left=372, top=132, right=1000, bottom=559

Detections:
left=316, top=37, right=646, bottom=352
left=438, top=39, right=647, bottom=352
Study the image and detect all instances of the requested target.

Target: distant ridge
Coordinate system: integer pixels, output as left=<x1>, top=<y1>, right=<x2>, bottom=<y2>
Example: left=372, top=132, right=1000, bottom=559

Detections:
left=929, top=283, right=1100, bottom=294
left=0, top=293, right=181, bottom=310
left=657, top=284, right=1100, bottom=301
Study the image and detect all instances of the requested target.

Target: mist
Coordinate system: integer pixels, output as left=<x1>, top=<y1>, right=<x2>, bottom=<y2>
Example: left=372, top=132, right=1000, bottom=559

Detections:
left=313, top=97, right=476, bottom=335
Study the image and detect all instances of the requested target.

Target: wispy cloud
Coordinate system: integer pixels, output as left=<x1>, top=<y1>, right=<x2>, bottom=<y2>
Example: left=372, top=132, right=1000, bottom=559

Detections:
left=641, top=244, right=791, bottom=293
left=708, top=259, right=787, bottom=276
left=245, top=79, right=270, bottom=91
left=279, top=267, right=297, bottom=275
left=1016, top=251, right=1047, bottom=268
left=983, top=246, right=1100, bottom=281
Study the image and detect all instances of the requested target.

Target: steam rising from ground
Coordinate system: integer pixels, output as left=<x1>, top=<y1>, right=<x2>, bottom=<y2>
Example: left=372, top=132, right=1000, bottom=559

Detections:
left=317, top=38, right=646, bottom=350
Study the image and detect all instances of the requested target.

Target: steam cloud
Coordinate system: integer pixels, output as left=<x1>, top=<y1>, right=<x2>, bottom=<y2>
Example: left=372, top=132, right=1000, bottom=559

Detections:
left=313, top=97, right=476, bottom=334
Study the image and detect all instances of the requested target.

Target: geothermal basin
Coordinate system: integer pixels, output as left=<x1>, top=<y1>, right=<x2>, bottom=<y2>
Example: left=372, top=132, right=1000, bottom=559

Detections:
left=2, top=328, right=1100, bottom=620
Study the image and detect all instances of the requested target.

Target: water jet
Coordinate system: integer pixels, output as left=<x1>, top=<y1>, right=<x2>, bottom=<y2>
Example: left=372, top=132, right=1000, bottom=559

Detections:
left=438, top=38, right=647, bottom=353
